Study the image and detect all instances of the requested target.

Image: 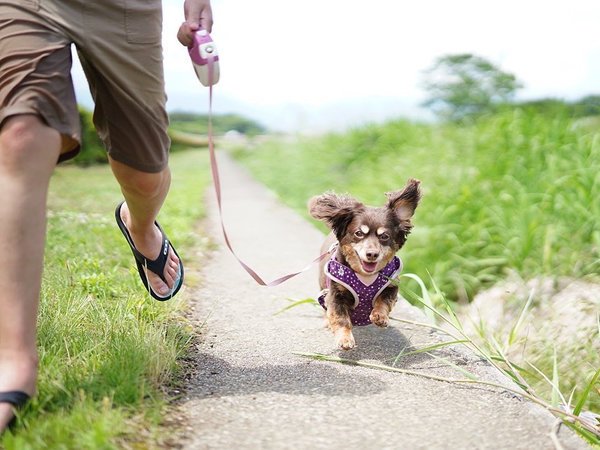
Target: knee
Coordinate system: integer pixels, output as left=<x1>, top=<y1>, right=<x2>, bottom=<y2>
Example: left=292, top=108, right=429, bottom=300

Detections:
left=0, top=116, right=60, bottom=173
left=120, top=167, right=171, bottom=199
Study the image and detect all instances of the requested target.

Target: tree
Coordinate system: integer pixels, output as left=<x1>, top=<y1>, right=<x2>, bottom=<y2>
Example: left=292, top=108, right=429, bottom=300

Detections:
left=421, top=53, right=522, bottom=121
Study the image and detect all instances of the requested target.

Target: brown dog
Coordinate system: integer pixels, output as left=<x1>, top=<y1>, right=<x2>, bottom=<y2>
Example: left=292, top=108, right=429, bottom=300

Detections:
left=308, top=178, right=422, bottom=350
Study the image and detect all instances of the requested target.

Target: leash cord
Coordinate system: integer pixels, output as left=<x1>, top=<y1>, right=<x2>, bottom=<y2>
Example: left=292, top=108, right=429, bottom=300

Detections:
left=206, top=56, right=329, bottom=287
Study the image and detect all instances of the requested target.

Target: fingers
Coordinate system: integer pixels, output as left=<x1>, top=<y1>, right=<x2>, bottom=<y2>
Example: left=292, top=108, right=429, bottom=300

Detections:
left=177, top=22, right=196, bottom=47
left=178, top=0, right=213, bottom=47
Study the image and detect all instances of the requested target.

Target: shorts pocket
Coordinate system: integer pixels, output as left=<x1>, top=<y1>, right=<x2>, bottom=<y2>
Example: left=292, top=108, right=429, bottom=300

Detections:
left=125, top=0, right=162, bottom=44
left=6, top=0, right=40, bottom=10
left=23, top=0, right=40, bottom=9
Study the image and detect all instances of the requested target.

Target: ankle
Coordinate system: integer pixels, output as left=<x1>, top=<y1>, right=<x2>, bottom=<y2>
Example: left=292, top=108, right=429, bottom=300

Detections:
left=0, top=350, right=39, bottom=395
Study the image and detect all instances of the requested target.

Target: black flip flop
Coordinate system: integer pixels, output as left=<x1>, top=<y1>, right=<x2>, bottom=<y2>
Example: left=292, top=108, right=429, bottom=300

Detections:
left=0, top=390, right=30, bottom=430
left=115, top=202, right=184, bottom=301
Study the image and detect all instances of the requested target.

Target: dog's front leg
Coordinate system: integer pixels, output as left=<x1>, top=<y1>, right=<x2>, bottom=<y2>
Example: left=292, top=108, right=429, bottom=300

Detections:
left=325, top=292, right=355, bottom=350
left=370, top=286, right=399, bottom=328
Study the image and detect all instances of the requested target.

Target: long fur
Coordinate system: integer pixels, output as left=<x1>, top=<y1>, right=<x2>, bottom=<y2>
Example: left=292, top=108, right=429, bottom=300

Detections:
left=308, top=178, right=422, bottom=350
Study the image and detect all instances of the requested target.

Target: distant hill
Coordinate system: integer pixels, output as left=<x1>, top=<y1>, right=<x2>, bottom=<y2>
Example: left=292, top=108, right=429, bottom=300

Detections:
left=169, top=111, right=266, bottom=136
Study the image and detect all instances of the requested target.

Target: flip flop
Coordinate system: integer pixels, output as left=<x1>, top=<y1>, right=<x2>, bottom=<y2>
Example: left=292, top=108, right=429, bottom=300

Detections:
left=115, top=202, right=184, bottom=301
left=0, top=390, right=30, bottom=430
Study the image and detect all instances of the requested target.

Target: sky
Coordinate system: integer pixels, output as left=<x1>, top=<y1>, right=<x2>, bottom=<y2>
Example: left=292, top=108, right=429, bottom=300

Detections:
left=72, top=0, right=600, bottom=132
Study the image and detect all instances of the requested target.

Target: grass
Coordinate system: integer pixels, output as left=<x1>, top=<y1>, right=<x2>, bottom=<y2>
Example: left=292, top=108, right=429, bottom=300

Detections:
left=232, top=109, right=600, bottom=428
left=233, top=109, right=600, bottom=300
left=1, top=148, right=210, bottom=449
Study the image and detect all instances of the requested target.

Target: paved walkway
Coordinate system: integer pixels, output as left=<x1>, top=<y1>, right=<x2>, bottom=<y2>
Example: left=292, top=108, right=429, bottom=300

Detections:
left=175, top=153, right=587, bottom=449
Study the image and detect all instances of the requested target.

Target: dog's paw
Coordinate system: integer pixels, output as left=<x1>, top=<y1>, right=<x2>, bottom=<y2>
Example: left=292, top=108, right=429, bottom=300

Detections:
left=370, top=310, right=389, bottom=328
left=335, top=331, right=356, bottom=350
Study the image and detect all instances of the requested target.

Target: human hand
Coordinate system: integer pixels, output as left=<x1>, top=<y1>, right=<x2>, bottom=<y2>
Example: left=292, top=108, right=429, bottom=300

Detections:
left=177, top=0, right=213, bottom=47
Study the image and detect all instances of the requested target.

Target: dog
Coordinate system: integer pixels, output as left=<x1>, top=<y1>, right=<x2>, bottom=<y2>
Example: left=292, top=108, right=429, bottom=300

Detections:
left=308, top=178, right=422, bottom=350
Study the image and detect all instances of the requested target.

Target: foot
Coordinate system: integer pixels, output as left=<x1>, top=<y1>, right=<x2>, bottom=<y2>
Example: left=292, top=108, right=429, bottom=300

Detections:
left=334, top=329, right=356, bottom=350
left=0, top=352, right=37, bottom=433
left=370, top=310, right=389, bottom=328
left=118, top=203, right=180, bottom=297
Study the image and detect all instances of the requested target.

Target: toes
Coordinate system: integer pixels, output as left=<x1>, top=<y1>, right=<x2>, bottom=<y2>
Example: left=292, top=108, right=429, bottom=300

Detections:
left=338, top=337, right=355, bottom=350
left=146, top=247, right=180, bottom=295
left=334, top=330, right=355, bottom=350
left=370, top=311, right=389, bottom=328
left=146, top=271, right=170, bottom=295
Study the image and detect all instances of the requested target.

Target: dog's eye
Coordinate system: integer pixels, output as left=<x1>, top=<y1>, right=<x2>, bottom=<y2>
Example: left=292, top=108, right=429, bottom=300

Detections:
left=379, top=232, right=390, bottom=242
left=354, top=229, right=364, bottom=238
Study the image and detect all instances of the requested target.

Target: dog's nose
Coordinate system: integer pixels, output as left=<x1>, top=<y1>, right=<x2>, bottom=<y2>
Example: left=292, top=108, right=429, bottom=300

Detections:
left=366, top=250, right=379, bottom=261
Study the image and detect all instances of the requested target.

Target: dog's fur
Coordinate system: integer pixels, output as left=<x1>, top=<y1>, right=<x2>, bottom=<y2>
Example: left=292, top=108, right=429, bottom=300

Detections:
left=308, top=178, right=422, bottom=350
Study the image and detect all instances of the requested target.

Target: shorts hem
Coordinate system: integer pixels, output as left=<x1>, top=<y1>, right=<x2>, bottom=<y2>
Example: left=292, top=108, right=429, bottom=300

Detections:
left=108, top=152, right=168, bottom=174
left=0, top=105, right=81, bottom=163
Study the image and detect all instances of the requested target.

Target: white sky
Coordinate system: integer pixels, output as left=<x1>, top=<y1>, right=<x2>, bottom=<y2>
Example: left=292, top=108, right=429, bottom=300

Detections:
left=73, top=0, right=600, bottom=132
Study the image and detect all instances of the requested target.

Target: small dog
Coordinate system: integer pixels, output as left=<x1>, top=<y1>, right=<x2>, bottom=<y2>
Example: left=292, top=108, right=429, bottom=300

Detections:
left=308, top=178, right=421, bottom=350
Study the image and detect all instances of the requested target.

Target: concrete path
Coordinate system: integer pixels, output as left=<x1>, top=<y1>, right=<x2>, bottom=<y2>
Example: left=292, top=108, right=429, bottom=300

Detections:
left=174, top=153, right=587, bottom=449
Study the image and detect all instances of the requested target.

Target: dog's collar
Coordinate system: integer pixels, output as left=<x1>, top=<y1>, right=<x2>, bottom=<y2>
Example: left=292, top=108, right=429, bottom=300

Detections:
left=327, top=241, right=339, bottom=255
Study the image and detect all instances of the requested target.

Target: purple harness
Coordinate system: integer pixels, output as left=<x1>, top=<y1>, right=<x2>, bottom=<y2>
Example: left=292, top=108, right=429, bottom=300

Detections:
left=317, top=253, right=403, bottom=326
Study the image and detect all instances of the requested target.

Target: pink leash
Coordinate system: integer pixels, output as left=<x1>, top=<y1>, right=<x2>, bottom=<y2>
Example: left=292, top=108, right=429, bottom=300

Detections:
left=205, top=56, right=329, bottom=287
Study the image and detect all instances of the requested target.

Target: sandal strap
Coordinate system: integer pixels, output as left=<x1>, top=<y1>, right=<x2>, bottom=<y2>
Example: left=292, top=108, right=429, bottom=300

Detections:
left=115, top=202, right=171, bottom=284
left=141, top=228, right=170, bottom=284
left=0, top=391, right=30, bottom=408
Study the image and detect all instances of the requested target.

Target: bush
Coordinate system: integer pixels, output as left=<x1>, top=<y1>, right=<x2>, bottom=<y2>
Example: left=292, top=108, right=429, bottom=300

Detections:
left=73, top=106, right=108, bottom=166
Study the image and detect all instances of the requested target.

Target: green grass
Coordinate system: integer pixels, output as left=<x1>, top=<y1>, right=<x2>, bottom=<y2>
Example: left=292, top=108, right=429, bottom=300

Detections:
left=232, top=109, right=600, bottom=417
left=1, top=148, right=210, bottom=449
left=233, top=109, right=600, bottom=300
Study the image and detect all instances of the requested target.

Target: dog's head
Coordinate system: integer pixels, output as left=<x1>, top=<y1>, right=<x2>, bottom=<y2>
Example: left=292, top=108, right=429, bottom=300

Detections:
left=308, top=178, right=421, bottom=276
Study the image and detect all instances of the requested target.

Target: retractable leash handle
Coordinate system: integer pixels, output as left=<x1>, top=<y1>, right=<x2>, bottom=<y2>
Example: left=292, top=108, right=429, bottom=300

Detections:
left=190, top=29, right=329, bottom=287
left=188, top=27, right=220, bottom=86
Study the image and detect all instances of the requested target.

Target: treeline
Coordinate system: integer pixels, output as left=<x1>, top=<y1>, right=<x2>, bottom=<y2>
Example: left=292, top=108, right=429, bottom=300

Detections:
left=514, top=95, right=600, bottom=118
left=421, top=54, right=600, bottom=122
left=72, top=108, right=265, bottom=166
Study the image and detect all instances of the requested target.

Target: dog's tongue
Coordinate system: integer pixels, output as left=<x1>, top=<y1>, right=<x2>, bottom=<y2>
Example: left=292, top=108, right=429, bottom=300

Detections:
left=361, top=261, right=378, bottom=273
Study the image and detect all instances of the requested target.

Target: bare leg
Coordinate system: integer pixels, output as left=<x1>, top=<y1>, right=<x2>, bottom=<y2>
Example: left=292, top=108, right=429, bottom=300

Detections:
left=109, top=158, right=180, bottom=296
left=0, top=115, right=61, bottom=432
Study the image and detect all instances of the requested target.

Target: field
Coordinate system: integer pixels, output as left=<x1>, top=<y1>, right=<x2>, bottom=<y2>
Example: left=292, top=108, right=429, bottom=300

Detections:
left=232, top=109, right=600, bottom=416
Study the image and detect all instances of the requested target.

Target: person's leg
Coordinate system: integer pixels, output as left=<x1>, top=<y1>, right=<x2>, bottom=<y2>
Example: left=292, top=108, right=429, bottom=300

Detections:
left=0, top=115, right=61, bottom=432
left=110, top=158, right=180, bottom=296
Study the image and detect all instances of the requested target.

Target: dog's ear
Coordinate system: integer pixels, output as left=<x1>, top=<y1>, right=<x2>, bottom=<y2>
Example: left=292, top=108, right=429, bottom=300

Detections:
left=308, top=192, right=364, bottom=239
left=386, top=178, right=422, bottom=223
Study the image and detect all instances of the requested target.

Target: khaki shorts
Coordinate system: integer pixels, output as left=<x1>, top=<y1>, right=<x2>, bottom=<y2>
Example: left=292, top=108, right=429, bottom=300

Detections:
left=0, top=0, right=170, bottom=172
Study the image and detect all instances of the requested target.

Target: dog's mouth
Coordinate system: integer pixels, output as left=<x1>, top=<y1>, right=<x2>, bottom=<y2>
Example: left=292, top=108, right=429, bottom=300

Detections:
left=360, top=260, right=378, bottom=273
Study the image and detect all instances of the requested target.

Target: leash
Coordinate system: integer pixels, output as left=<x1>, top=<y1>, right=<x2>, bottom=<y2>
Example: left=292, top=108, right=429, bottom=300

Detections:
left=191, top=30, right=329, bottom=286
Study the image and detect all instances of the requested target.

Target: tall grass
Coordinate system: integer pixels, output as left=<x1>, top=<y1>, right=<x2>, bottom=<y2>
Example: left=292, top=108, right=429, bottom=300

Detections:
left=1, top=149, right=210, bottom=449
left=233, top=109, right=600, bottom=301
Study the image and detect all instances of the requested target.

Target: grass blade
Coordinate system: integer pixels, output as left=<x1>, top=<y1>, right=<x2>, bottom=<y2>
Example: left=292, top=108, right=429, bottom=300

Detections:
left=391, top=340, right=469, bottom=366
left=400, top=273, right=435, bottom=322
left=526, top=358, right=568, bottom=409
left=426, top=352, right=479, bottom=380
left=273, top=298, right=318, bottom=316
left=551, top=347, right=560, bottom=409
left=573, top=367, right=600, bottom=416
left=507, top=288, right=534, bottom=349
left=428, top=271, right=463, bottom=332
